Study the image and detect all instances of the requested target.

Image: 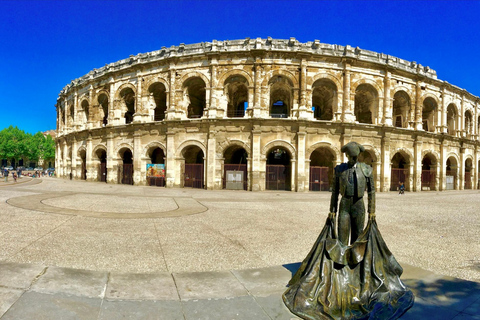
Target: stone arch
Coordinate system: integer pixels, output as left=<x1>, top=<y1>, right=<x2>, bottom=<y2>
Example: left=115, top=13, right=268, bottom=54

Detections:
left=310, top=73, right=342, bottom=92
left=392, top=89, right=413, bottom=128
left=142, top=141, right=167, bottom=158
left=262, top=140, right=296, bottom=159
left=421, top=149, right=440, bottom=164
left=421, top=95, right=439, bottom=132
left=182, top=76, right=207, bottom=118
left=147, top=81, right=168, bottom=121
left=446, top=103, right=458, bottom=135
left=268, top=75, right=294, bottom=118
left=217, top=69, right=253, bottom=87
left=218, top=139, right=251, bottom=158
left=175, top=140, right=207, bottom=159
left=359, top=144, right=380, bottom=163
left=465, top=109, right=474, bottom=134
left=115, top=82, right=137, bottom=99
left=445, top=152, right=460, bottom=167
left=143, top=76, right=170, bottom=96
left=311, top=78, right=337, bottom=120
left=77, top=145, right=87, bottom=158
left=80, top=98, right=90, bottom=123
left=351, top=78, right=383, bottom=97
left=391, top=148, right=413, bottom=163
left=306, top=142, right=340, bottom=162
left=354, top=82, right=379, bottom=124
left=223, top=74, right=249, bottom=118
left=178, top=71, right=210, bottom=91
left=261, top=69, right=299, bottom=88
left=115, top=143, right=134, bottom=159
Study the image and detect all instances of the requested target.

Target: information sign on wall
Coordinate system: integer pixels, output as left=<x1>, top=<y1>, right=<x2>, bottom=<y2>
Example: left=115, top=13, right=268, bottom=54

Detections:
left=146, top=164, right=165, bottom=178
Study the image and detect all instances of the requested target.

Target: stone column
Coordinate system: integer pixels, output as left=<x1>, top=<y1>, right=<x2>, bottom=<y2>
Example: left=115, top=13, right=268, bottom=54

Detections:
left=415, top=81, right=423, bottom=130
left=459, top=96, right=465, bottom=137
left=343, top=63, right=354, bottom=122
left=413, top=138, right=422, bottom=191
left=297, top=59, right=313, bottom=120
left=290, top=159, right=297, bottom=192
left=440, top=86, right=448, bottom=133
left=251, top=124, right=262, bottom=191
left=133, top=131, right=142, bottom=185
left=439, top=139, right=446, bottom=190
left=208, top=60, right=218, bottom=118
left=106, top=132, right=116, bottom=184
left=86, top=134, right=93, bottom=181
left=206, top=126, right=217, bottom=190
left=383, top=71, right=392, bottom=126
left=381, top=133, right=391, bottom=192
left=71, top=137, right=78, bottom=179
left=108, top=82, right=116, bottom=126
left=408, top=163, right=414, bottom=192
left=166, top=130, right=176, bottom=188
left=165, top=66, right=178, bottom=120
left=459, top=147, right=465, bottom=190
left=474, top=145, right=479, bottom=190
left=252, top=59, right=263, bottom=118
left=296, top=129, right=306, bottom=192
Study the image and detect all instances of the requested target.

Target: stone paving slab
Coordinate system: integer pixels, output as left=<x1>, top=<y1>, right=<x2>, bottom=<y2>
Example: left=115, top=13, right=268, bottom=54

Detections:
left=106, top=272, right=178, bottom=301
left=99, top=300, right=184, bottom=320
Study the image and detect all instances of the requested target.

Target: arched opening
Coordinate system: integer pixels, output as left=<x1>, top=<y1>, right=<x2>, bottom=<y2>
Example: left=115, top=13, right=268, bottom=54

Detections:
left=446, top=157, right=458, bottom=190
left=81, top=100, right=89, bottom=125
left=225, top=75, right=248, bottom=118
left=465, top=111, right=473, bottom=135
left=98, top=93, right=109, bottom=126
left=149, top=83, right=167, bottom=121
left=119, top=148, right=133, bottom=185
left=465, top=158, right=473, bottom=189
left=182, top=146, right=204, bottom=188
left=184, top=77, right=206, bottom=119
left=69, top=103, right=74, bottom=125
left=312, top=79, right=336, bottom=120
left=422, top=97, right=437, bottom=132
left=391, top=152, right=410, bottom=191
left=309, top=147, right=335, bottom=191
left=120, top=88, right=135, bottom=124
left=421, top=154, right=436, bottom=191
left=354, top=84, right=378, bottom=124
left=223, top=146, right=248, bottom=190
left=266, top=147, right=291, bottom=191
left=446, top=104, right=457, bottom=135
left=269, top=76, right=292, bottom=118
left=392, top=91, right=411, bottom=128
left=95, top=149, right=107, bottom=182
left=79, top=149, right=87, bottom=180
left=147, top=147, right=165, bottom=187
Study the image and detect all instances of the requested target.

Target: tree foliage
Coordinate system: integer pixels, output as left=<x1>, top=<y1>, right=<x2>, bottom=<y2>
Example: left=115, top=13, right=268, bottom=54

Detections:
left=0, top=126, right=55, bottom=162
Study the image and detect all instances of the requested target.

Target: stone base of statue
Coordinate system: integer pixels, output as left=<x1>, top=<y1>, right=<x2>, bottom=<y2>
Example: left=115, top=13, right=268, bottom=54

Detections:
left=283, top=216, right=414, bottom=320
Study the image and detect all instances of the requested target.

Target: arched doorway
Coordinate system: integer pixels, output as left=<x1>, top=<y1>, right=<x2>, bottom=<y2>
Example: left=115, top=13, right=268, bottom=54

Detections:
left=120, top=88, right=135, bottom=124
left=223, top=146, right=248, bottom=190
left=309, top=147, right=335, bottom=191
left=184, top=77, right=206, bottom=119
left=312, top=79, right=336, bottom=121
left=422, top=97, right=437, bottom=132
left=391, top=152, right=410, bottom=191
left=269, top=76, right=292, bottom=118
left=79, top=149, right=87, bottom=180
left=225, top=75, right=248, bottom=118
left=392, top=91, right=411, bottom=128
left=149, top=83, right=167, bottom=121
left=119, top=149, right=134, bottom=185
left=147, top=147, right=165, bottom=187
left=266, top=147, right=291, bottom=191
left=354, top=84, right=378, bottom=124
left=421, top=154, right=436, bottom=191
left=95, top=149, right=107, bottom=182
left=465, top=158, right=473, bottom=189
left=446, top=157, right=457, bottom=190
left=183, top=146, right=204, bottom=188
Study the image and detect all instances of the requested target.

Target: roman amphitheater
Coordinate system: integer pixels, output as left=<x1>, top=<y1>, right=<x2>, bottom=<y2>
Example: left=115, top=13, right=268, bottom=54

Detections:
left=55, top=38, right=479, bottom=192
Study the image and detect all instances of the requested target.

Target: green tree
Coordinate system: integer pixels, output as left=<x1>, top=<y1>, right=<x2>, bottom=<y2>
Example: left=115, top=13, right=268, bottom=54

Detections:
left=0, top=126, right=28, bottom=161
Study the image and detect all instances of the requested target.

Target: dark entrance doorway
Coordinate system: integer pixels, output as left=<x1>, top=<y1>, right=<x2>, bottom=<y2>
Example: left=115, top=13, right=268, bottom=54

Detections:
left=147, top=147, right=165, bottom=187
left=309, top=147, right=335, bottom=191
left=465, top=158, right=473, bottom=189
left=183, top=146, right=204, bottom=189
left=391, top=153, right=409, bottom=191
left=223, top=146, right=248, bottom=190
left=266, top=148, right=291, bottom=191
left=119, top=149, right=134, bottom=185
left=96, top=149, right=107, bottom=182
left=421, top=155, right=436, bottom=191
left=80, top=150, right=87, bottom=180
left=446, top=157, right=457, bottom=190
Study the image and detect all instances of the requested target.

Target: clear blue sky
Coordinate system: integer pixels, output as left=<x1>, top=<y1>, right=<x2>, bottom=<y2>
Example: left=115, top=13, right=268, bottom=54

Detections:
left=1, top=0, right=479, bottom=134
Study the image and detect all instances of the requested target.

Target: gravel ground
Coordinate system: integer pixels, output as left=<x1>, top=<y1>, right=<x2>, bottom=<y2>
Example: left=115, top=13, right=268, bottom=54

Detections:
left=1, top=177, right=479, bottom=283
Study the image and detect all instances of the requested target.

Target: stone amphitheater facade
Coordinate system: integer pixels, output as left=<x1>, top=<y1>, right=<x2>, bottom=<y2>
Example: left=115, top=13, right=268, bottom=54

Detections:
left=55, top=38, right=480, bottom=192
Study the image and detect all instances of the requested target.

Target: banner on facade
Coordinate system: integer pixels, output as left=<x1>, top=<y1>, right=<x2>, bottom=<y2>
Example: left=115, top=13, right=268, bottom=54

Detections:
left=146, top=164, right=165, bottom=178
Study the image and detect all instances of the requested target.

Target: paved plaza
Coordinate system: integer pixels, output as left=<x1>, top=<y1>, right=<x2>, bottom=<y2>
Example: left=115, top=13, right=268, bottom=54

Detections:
left=0, top=176, right=479, bottom=319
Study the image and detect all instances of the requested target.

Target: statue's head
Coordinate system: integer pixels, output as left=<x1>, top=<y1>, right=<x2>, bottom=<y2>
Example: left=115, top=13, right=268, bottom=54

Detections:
left=341, top=142, right=365, bottom=167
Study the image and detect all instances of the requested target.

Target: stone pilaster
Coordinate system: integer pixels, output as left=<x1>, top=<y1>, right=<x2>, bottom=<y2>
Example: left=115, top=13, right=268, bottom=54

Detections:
left=413, top=137, right=422, bottom=191
left=166, top=130, right=176, bottom=188
left=296, top=129, right=306, bottom=191
left=415, top=81, right=423, bottom=130
left=251, top=124, right=262, bottom=191
left=381, top=133, right=391, bottom=192
left=133, top=131, right=143, bottom=185
left=106, top=132, right=116, bottom=184
left=206, top=125, right=217, bottom=190
left=86, top=134, right=93, bottom=181
left=383, top=71, right=392, bottom=126
left=343, top=64, right=354, bottom=122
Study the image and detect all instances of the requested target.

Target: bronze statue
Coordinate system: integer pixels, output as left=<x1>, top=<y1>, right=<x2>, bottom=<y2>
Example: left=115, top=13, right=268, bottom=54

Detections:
left=330, top=142, right=375, bottom=245
left=283, top=141, right=414, bottom=320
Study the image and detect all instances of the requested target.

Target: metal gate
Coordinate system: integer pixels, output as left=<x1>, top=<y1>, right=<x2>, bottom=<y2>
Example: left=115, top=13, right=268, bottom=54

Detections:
left=446, top=170, right=456, bottom=190
left=309, top=166, right=330, bottom=191
left=266, top=165, right=290, bottom=191
left=184, top=163, right=204, bottom=188
left=100, top=163, right=107, bottom=182
left=223, top=164, right=247, bottom=190
left=421, top=170, right=436, bottom=190
left=465, top=172, right=472, bottom=189
left=81, top=161, right=87, bottom=180
left=118, top=164, right=134, bottom=185
left=148, top=177, right=165, bottom=187
left=391, top=168, right=409, bottom=191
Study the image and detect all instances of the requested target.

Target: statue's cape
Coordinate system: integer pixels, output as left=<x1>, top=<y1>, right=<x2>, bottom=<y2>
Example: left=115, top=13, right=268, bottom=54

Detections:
left=283, top=217, right=414, bottom=320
